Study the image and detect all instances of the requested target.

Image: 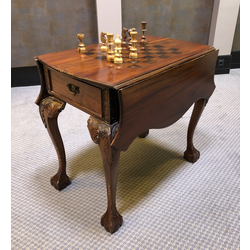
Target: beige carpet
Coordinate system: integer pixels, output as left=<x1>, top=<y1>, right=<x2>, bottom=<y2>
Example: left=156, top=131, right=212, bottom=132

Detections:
left=11, top=69, right=240, bottom=249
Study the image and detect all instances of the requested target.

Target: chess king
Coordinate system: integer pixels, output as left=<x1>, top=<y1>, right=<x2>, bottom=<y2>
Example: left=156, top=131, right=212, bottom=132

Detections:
left=129, top=28, right=138, bottom=59
left=106, top=33, right=115, bottom=62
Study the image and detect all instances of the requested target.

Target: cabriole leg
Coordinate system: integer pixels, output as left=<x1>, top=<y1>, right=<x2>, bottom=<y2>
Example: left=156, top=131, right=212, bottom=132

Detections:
left=184, top=98, right=207, bottom=163
left=39, top=96, right=71, bottom=190
left=87, top=116, right=123, bottom=234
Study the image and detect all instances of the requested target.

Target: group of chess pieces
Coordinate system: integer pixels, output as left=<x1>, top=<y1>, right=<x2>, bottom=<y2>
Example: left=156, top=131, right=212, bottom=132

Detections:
left=77, top=21, right=147, bottom=64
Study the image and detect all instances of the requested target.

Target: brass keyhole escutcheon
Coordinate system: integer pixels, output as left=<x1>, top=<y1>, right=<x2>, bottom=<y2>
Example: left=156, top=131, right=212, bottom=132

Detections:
left=67, top=83, right=80, bottom=96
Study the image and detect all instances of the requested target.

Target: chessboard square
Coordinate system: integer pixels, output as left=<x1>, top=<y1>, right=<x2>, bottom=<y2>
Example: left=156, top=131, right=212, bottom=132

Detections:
left=171, top=51, right=182, bottom=54
left=169, top=48, right=179, bottom=51
left=95, top=56, right=105, bottom=60
left=155, top=51, right=166, bottom=55
left=152, top=45, right=164, bottom=48
left=85, top=51, right=95, bottom=56
left=143, top=48, right=152, bottom=51
left=127, top=64, right=142, bottom=69
left=122, top=51, right=130, bottom=56
left=141, top=55, right=154, bottom=59
left=143, top=60, right=157, bottom=64
left=96, top=53, right=104, bottom=57
left=158, top=55, right=170, bottom=59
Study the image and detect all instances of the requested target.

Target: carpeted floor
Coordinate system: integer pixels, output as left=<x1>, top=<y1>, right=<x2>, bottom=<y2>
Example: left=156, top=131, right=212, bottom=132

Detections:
left=11, top=69, right=240, bottom=249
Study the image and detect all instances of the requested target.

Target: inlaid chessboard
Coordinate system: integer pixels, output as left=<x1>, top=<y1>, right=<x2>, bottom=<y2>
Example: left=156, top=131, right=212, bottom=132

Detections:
left=38, top=36, right=214, bottom=88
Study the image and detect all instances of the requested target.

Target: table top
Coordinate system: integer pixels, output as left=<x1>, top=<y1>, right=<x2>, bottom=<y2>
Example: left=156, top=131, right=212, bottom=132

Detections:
left=37, top=36, right=215, bottom=90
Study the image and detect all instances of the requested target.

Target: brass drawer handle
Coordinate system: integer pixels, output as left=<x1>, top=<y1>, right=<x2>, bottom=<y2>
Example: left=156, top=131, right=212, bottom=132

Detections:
left=67, top=83, right=80, bottom=96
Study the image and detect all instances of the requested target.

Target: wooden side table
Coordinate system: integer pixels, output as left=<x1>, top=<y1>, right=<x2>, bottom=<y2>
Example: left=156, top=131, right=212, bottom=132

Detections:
left=35, top=36, right=218, bottom=233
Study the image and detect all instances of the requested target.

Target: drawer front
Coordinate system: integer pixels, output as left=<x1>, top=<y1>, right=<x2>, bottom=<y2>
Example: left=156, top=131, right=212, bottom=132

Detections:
left=45, top=67, right=102, bottom=116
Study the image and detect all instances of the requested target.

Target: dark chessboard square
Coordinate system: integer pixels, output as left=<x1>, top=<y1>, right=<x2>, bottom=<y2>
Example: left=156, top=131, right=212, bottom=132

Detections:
left=158, top=55, right=170, bottom=59
left=127, top=64, right=142, bottom=69
left=152, top=45, right=164, bottom=48
left=169, top=48, right=179, bottom=51
left=143, top=51, right=153, bottom=54
left=85, top=51, right=95, bottom=56
left=141, top=55, right=154, bottom=59
left=155, top=51, right=167, bottom=55
left=171, top=51, right=182, bottom=55
left=143, top=60, right=157, bottom=64
left=95, top=56, right=106, bottom=60
left=143, top=48, right=152, bottom=51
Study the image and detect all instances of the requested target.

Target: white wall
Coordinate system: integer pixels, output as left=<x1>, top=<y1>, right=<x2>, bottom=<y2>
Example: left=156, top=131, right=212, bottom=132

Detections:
left=208, top=0, right=240, bottom=55
left=96, top=0, right=122, bottom=43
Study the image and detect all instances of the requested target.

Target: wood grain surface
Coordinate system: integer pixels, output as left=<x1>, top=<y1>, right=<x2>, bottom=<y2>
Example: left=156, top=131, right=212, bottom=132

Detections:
left=37, top=36, right=215, bottom=89
left=112, top=49, right=218, bottom=151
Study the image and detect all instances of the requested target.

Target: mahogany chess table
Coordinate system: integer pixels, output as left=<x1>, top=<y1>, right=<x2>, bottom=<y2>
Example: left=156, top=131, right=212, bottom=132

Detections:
left=35, top=36, right=218, bottom=234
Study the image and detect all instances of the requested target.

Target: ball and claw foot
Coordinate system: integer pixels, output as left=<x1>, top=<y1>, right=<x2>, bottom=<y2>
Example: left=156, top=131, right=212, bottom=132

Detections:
left=101, top=210, right=123, bottom=234
left=138, top=129, right=149, bottom=138
left=50, top=173, right=71, bottom=191
left=184, top=146, right=200, bottom=163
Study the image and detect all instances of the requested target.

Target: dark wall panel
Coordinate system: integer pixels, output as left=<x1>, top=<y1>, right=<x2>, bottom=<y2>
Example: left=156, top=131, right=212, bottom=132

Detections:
left=11, top=0, right=98, bottom=67
left=122, top=0, right=214, bottom=45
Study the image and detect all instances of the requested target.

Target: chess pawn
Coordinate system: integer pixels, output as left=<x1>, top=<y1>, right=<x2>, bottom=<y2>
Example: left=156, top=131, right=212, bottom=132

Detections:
left=141, top=21, right=147, bottom=45
left=77, top=33, right=86, bottom=54
left=100, top=31, right=108, bottom=53
left=106, top=33, right=115, bottom=62
left=114, top=35, right=123, bottom=64
left=129, top=28, right=138, bottom=59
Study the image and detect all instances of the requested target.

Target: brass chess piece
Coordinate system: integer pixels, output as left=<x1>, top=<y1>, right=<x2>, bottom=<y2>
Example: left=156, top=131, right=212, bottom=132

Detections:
left=106, top=33, right=115, bottom=62
left=129, top=28, right=138, bottom=59
left=77, top=33, right=86, bottom=54
left=121, top=27, right=129, bottom=49
left=100, top=32, right=108, bottom=53
left=114, top=35, right=123, bottom=64
left=141, top=21, right=147, bottom=45
left=128, top=28, right=132, bottom=49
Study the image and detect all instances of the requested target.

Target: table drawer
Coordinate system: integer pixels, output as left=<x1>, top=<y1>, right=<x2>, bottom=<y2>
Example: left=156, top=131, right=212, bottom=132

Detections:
left=45, top=67, right=102, bottom=116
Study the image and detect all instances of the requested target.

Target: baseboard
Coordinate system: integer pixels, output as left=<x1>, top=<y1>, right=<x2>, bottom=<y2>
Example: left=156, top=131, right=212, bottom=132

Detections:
left=230, top=50, right=240, bottom=69
left=11, top=66, right=40, bottom=87
left=214, top=51, right=240, bottom=75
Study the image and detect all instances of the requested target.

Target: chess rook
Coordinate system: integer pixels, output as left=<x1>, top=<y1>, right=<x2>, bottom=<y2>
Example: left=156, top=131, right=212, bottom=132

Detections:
left=141, top=21, right=147, bottom=45
left=106, top=33, right=115, bottom=62
left=77, top=33, right=86, bottom=54
left=129, top=28, right=138, bottom=59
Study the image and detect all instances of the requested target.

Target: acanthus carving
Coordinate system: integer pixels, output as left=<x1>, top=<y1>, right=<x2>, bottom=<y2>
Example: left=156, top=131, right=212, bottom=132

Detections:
left=87, top=116, right=119, bottom=165
left=87, top=116, right=110, bottom=144
left=39, top=96, right=66, bottom=128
